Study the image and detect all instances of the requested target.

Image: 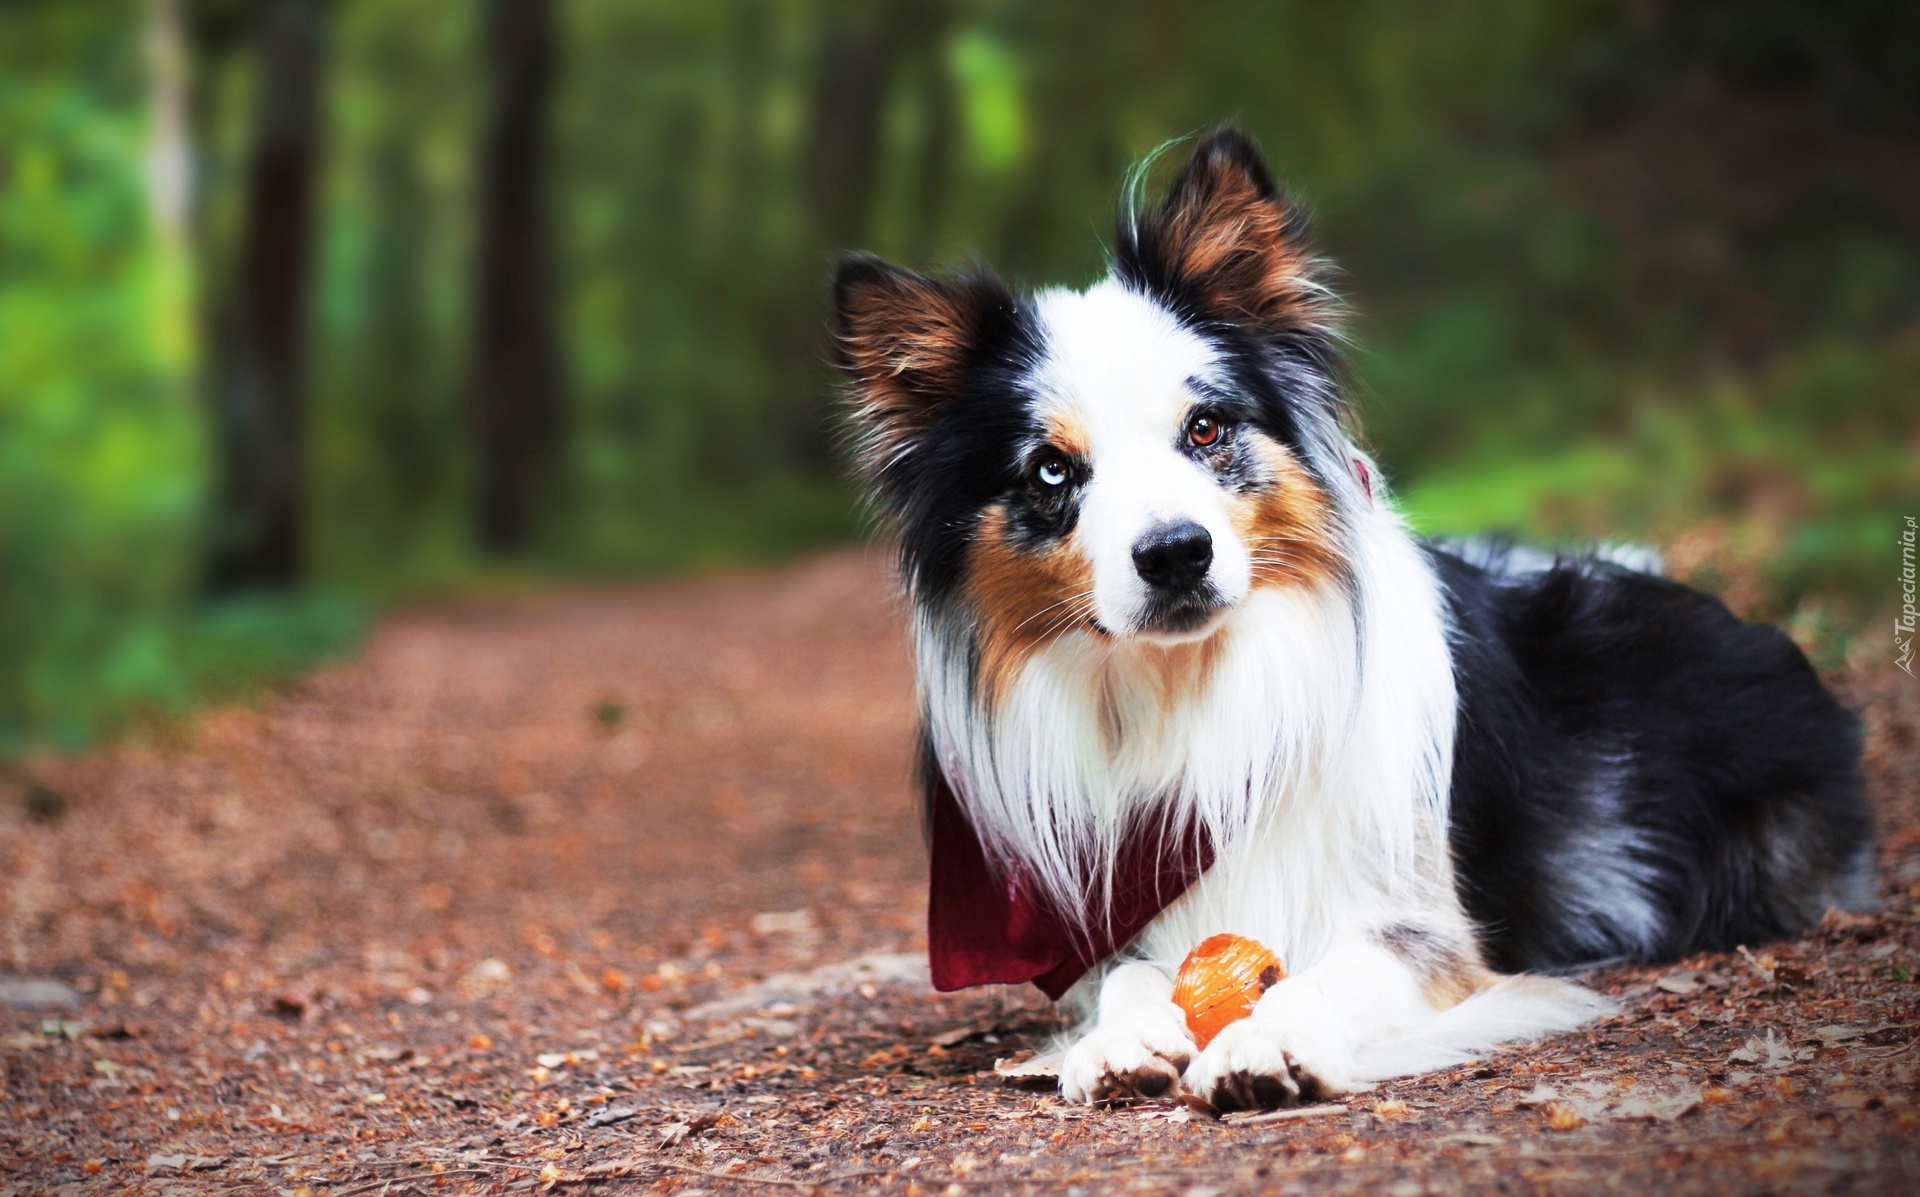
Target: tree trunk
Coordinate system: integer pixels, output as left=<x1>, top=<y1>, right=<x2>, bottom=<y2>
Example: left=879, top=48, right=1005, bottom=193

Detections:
left=204, top=0, right=325, bottom=592
left=903, top=0, right=956, bottom=265
left=799, top=0, right=904, bottom=257
left=778, top=0, right=909, bottom=469
left=472, top=0, right=564, bottom=556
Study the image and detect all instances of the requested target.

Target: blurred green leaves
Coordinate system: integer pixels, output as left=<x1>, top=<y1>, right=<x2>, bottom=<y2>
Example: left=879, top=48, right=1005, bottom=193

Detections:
left=0, top=2, right=202, bottom=752
left=950, top=29, right=1024, bottom=176
left=1, top=1, right=361, bottom=753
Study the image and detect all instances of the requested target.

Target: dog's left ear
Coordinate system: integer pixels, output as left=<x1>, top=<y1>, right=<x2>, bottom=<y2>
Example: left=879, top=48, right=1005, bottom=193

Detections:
left=1118, top=127, right=1332, bottom=336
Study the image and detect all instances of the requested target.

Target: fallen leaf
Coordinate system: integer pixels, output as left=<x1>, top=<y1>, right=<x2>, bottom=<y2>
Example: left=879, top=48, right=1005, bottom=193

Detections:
left=1736, top=945, right=1777, bottom=984
left=583, top=1156, right=649, bottom=1178
left=1609, top=1088, right=1701, bottom=1122
left=993, top=1049, right=1062, bottom=1085
left=1809, top=1023, right=1898, bottom=1044
left=1655, top=972, right=1702, bottom=996
left=860, top=1044, right=911, bottom=1067
left=1728, top=1029, right=1805, bottom=1069
left=585, top=1104, right=638, bottom=1128
left=1518, top=1079, right=1700, bottom=1123
left=750, top=909, right=816, bottom=935
left=1817, top=907, right=1878, bottom=936
left=146, top=1154, right=226, bottom=1173
left=0, top=978, right=81, bottom=1009
left=930, top=1025, right=982, bottom=1048
left=1438, top=1132, right=1505, bottom=1147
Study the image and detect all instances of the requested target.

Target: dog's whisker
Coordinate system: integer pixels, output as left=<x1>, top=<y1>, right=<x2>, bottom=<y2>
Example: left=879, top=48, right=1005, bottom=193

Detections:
left=1012, top=589, right=1099, bottom=637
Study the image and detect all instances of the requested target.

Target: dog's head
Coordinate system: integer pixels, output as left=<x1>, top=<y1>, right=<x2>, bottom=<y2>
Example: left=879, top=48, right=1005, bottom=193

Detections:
left=836, top=128, right=1363, bottom=698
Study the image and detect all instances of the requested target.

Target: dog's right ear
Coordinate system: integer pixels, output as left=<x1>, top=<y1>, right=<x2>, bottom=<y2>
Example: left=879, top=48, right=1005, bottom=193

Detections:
left=833, top=254, right=1009, bottom=476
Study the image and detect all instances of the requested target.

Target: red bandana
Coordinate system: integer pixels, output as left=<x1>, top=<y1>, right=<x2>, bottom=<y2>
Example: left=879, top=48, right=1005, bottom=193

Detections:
left=925, top=775, right=1215, bottom=1000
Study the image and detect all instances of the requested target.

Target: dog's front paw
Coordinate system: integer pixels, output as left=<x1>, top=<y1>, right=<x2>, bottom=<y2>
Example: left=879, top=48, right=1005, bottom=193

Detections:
left=1183, top=1016, right=1359, bottom=1112
left=1059, top=1010, right=1196, bottom=1105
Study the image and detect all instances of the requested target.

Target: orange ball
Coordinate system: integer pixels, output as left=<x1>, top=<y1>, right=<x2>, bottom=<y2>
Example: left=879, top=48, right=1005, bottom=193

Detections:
left=1171, top=933, right=1286, bottom=1050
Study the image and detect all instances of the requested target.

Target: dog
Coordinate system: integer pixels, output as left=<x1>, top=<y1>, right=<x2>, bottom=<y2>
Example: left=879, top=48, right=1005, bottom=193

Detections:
left=832, top=127, right=1874, bottom=1110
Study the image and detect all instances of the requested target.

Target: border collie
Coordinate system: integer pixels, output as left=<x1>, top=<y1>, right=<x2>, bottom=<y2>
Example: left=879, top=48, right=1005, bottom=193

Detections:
left=832, top=127, right=1873, bottom=1110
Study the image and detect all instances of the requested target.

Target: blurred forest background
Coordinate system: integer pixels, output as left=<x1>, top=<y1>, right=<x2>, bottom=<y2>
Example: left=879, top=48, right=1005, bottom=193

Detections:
left=1, top=0, right=1916, bottom=756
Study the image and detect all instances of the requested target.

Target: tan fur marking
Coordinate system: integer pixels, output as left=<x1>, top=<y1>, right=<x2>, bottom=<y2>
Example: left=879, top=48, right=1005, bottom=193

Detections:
left=1228, top=435, right=1343, bottom=590
left=1422, top=955, right=1494, bottom=1010
left=965, top=506, right=1096, bottom=708
left=1376, top=925, right=1495, bottom=1012
left=1092, top=633, right=1230, bottom=749
left=1046, top=412, right=1090, bottom=460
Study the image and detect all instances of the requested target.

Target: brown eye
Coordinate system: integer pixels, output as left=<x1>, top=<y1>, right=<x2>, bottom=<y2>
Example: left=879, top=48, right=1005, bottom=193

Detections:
left=1186, top=413, right=1223, bottom=448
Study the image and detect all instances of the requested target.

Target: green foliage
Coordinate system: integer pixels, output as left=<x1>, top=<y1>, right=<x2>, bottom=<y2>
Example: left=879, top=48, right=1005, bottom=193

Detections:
left=311, top=0, right=477, bottom=594
left=1399, top=336, right=1920, bottom=634
left=0, top=1, right=358, bottom=752
left=177, top=590, right=364, bottom=705
left=0, top=2, right=200, bottom=751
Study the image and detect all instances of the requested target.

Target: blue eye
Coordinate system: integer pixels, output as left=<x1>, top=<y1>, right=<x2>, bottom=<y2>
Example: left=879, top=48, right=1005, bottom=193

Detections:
left=1036, top=455, right=1069, bottom=487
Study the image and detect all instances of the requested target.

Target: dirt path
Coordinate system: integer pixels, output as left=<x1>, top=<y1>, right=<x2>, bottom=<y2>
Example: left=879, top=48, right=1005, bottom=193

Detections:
left=3, top=549, right=1916, bottom=1195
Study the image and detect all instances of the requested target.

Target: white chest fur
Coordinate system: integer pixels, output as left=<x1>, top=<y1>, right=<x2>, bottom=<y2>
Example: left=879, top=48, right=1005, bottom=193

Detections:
left=917, top=506, right=1462, bottom=978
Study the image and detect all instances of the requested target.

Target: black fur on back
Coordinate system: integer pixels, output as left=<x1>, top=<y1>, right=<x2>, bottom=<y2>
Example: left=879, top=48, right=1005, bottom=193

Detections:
left=1431, top=545, right=1875, bottom=973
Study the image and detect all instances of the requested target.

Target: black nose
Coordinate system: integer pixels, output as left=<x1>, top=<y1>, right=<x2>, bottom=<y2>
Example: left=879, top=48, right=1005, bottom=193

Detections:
left=1132, top=520, right=1214, bottom=591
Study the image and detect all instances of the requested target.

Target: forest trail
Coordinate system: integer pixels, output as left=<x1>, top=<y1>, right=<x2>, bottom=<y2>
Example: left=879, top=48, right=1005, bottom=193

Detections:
left=3, top=549, right=1917, bottom=1195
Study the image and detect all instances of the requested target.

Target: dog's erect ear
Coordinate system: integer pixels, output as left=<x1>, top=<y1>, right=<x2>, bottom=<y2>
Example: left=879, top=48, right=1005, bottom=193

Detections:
left=1119, top=127, right=1332, bottom=335
left=833, top=254, right=1011, bottom=473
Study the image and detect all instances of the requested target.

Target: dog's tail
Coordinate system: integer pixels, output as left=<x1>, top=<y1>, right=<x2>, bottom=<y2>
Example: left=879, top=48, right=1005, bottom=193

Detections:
left=1350, top=974, right=1616, bottom=1082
